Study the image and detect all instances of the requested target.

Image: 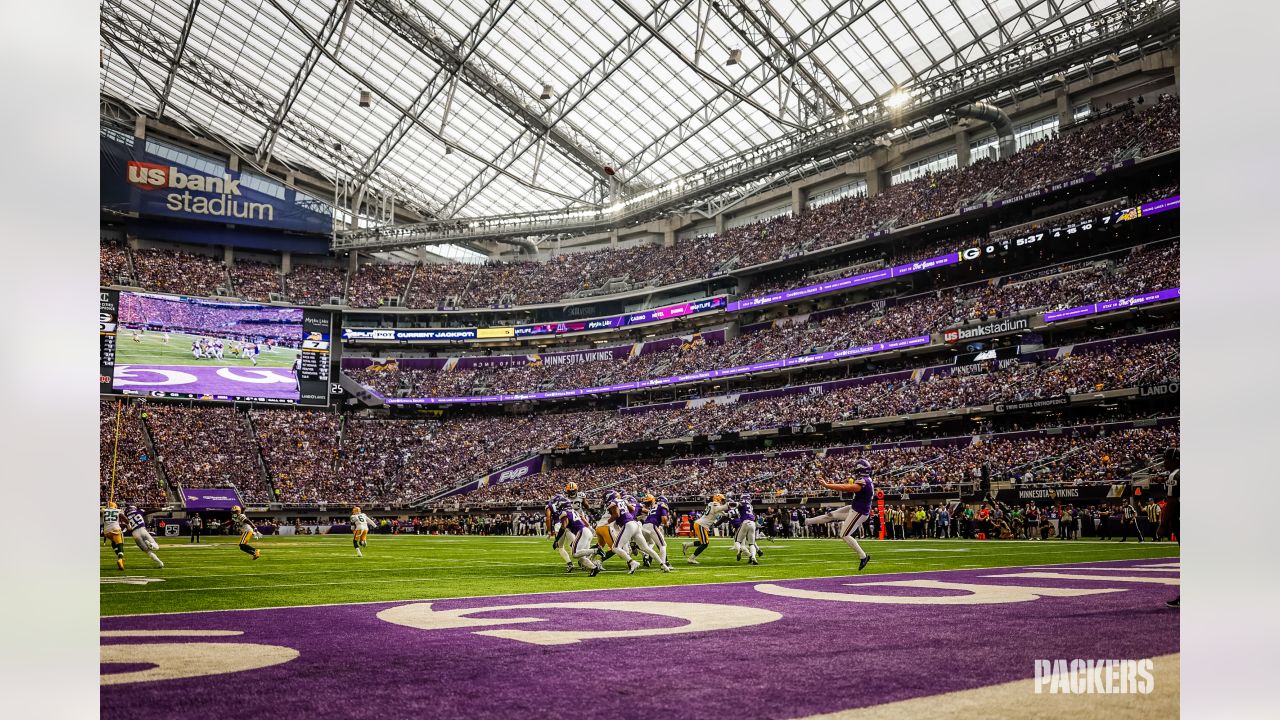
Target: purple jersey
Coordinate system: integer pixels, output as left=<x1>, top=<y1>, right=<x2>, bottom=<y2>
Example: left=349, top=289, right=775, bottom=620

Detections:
left=610, top=499, right=635, bottom=525
left=124, top=509, right=146, bottom=532
left=644, top=504, right=669, bottom=527
left=850, top=475, right=875, bottom=514
left=558, top=508, right=587, bottom=534
left=739, top=501, right=756, bottom=522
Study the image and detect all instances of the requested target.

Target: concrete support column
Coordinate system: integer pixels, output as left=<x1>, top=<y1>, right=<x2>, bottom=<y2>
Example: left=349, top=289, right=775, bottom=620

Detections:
left=865, top=166, right=883, bottom=197
left=282, top=251, right=292, bottom=275
left=715, top=213, right=725, bottom=234
left=224, top=246, right=234, bottom=266
left=662, top=225, right=675, bottom=248
left=348, top=253, right=359, bottom=276
left=1055, top=90, right=1073, bottom=127
left=610, top=229, right=619, bottom=247
left=955, top=129, right=971, bottom=168
left=791, top=186, right=807, bottom=215
left=228, top=155, right=239, bottom=172
left=133, top=115, right=147, bottom=139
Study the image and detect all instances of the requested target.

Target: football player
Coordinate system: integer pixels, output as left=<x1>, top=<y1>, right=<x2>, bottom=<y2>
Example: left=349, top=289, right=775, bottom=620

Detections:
left=229, top=505, right=261, bottom=560
left=593, top=491, right=620, bottom=563
left=681, top=493, right=730, bottom=564
left=124, top=504, right=164, bottom=568
left=805, top=457, right=875, bottom=571
left=556, top=499, right=604, bottom=576
left=546, top=493, right=574, bottom=572
left=733, top=493, right=762, bottom=565
left=639, top=494, right=673, bottom=568
left=609, top=493, right=668, bottom=574
left=102, top=501, right=126, bottom=571
left=350, top=506, right=372, bottom=557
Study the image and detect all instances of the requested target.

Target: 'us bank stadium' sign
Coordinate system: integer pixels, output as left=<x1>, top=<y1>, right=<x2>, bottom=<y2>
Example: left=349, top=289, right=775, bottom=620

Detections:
left=101, top=134, right=332, bottom=234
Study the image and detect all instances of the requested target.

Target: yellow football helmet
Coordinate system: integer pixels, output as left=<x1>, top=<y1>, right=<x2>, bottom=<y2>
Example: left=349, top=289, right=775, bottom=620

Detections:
left=564, top=482, right=578, bottom=493
left=643, top=494, right=656, bottom=505
left=106, top=501, right=118, bottom=509
left=231, top=505, right=242, bottom=513
left=352, top=506, right=362, bottom=514
left=712, top=494, right=725, bottom=503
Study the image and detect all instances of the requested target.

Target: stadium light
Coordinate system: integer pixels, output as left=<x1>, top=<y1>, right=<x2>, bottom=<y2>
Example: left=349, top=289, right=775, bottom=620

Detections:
left=540, top=83, right=554, bottom=100
left=884, top=90, right=911, bottom=109
left=726, top=49, right=742, bottom=66
left=359, top=90, right=372, bottom=108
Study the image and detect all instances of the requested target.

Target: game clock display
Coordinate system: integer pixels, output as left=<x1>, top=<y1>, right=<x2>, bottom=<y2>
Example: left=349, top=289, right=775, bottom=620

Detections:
left=101, top=290, right=331, bottom=406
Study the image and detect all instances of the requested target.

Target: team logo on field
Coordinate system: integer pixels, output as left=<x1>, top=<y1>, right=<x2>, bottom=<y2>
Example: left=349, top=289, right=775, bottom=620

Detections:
left=376, top=600, right=782, bottom=645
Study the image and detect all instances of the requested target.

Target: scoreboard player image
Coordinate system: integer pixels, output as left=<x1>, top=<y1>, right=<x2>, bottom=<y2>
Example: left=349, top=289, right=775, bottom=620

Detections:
left=111, top=291, right=304, bottom=401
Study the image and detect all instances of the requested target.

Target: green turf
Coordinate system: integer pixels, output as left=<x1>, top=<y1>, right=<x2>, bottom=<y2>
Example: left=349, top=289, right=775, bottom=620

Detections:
left=115, top=330, right=297, bottom=369
left=100, top=534, right=1179, bottom=617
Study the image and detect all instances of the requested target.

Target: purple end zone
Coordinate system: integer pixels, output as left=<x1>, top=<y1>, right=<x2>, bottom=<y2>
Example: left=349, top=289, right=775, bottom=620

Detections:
left=101, top=559, right=1179, bottom=719
left=113, top=364, right=298, bottom=400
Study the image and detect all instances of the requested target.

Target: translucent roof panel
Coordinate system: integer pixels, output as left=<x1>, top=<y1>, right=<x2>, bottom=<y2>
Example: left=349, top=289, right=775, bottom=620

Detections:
left=101, top=0, right=1118, bottom=221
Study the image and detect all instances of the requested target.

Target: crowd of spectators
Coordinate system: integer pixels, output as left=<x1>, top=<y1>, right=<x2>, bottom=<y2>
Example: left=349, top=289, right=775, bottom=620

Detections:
left=142, top=403, right=273, bottom=504
left=285, top=263, right=347, bottom=306
left=100, top=326, right=1175, bottom=508
left=131, top=247, right=229, bottom=297
left=251, top=409, right=340, bottom=504
left=230, top=260, right=284, bottom=302
left=100, top=240, right=133, bottom=286
left=99, top=399, right=167, bottom=508
left=348, top=241, right=1179, bottom=398
left=448, top=425, right=1178, bottom=507
left=348, top=97, right=1181, bottom=309
left=347, top=263, right=414, bottom=308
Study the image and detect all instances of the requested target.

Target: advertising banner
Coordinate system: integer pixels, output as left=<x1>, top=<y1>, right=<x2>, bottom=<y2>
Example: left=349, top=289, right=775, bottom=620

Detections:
left=180, top=488, right=243, bottom=511
left=101, top=134, right=332, bottom=234
left=1043, top=287, right=1180, bottom=323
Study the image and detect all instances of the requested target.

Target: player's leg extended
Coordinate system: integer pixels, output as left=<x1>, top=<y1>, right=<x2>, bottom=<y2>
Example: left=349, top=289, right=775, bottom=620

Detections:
left=135, top=532, right=164, bottom=568
left=838, top=510, right=871, bottom=569
left=643, top=525, right=668, bottom=565
left=629, top=524, right=665, bottom=569
left=612, top=522, right=637, bottom=565
left=571, top=530, right=600, bottom=572
left=806, top=505, right=851, bottom=527
left=743, top=522, right=759, bottom=562
left=239, top=530, right=260, bottom=559
left=688, top=521, right=712, bottom=561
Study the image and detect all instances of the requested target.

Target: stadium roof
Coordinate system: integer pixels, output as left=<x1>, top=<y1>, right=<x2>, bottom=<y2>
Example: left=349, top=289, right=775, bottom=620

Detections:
left=102, top=0, right=1133, bottom=223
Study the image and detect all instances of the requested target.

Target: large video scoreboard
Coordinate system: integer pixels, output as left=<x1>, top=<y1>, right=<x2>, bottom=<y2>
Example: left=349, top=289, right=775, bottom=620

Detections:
left=100, top=289, right=331, bottom=406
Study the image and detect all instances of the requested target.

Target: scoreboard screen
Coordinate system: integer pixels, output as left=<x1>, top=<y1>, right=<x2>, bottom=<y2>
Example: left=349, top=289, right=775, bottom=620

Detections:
left=101, top=290, right=331, bottom=406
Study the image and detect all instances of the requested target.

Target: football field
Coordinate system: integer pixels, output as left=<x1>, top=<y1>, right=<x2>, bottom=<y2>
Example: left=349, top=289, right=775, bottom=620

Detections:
left=102, top=536, right=1180, bottom=718
left=115, top=330, right=297, bottom=369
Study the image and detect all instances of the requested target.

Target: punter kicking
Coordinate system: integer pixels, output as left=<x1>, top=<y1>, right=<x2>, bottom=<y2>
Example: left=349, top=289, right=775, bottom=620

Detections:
left=681, top=493, right=731, bottom=564
left=805, top=458, right=875, bottom=571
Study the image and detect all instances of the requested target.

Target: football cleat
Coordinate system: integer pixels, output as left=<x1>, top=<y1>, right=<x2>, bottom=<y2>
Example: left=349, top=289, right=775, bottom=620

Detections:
left=252, top=550, right=261, bottom=560
left=643, top=556, right=651, bottom=568
left=680, top=542, right=691, bottom=556
left=115, top=558, right=124, bottom=571
left=661, top=563, right=672, bottom=573
left=565, top=562, right=574, bottom=573
left=627, top=560, right=641, bottom=575
left=757, top=547, right=765, bottom=558
left=858, top=554, right=871, bottom=571
left=589, top=564, right=602, bottom=577
left=686, top=557, right=700, bottom=565
left=736, top=549, right=742, bottom=561
left=748, top=558, right=759, bottom=566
